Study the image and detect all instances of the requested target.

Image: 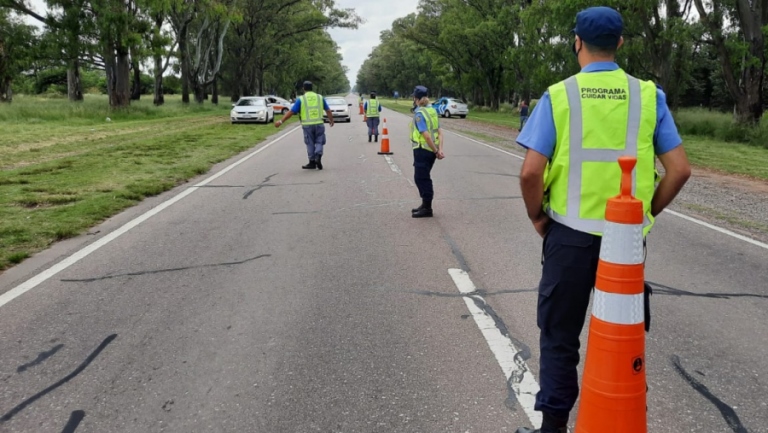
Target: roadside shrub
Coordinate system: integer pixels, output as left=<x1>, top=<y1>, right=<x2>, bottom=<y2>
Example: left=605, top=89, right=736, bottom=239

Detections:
left=675, top=108, right=768, bottom=148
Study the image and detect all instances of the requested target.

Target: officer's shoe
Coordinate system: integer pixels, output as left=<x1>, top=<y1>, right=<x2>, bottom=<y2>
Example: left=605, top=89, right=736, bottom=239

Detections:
left=411, top=205, right=424, bottom=213
left=516, top=413, right=568, bottom=433
left=302, top=159, right=317, bottom=169
left=316, top=155, right=323, bottom=170
left=368, top=135, right=372, bottom=143
left=375, top=135, right=378, bottom=142
left=412, top=208, right=433, bottom=218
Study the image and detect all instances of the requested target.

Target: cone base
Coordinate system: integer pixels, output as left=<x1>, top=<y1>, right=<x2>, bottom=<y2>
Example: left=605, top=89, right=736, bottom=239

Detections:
left=377, top=152, right=393, bottom=155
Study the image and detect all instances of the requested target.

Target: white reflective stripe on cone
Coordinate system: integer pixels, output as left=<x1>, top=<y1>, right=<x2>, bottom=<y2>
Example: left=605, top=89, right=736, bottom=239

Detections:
left=592, top=289, right=644, bottom=325
left=599, top=221, right=644, bottom=265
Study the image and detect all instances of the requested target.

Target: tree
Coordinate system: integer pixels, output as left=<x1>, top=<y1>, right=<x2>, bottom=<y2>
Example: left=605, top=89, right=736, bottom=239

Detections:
left=0, top=9, right=37, bottom=102
left=693, top=0, right=768, bottom=124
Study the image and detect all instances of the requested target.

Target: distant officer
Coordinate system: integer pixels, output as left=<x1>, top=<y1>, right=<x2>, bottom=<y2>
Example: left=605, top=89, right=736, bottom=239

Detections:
left=515, top=7, right=691, bottom=433
left=519, top=99, right=529, bottom=131
left=364, top=91, right=383, bottom=142
left=275, top=81, right=334, bottom=170
left=410, top=85, right=445, bottom=218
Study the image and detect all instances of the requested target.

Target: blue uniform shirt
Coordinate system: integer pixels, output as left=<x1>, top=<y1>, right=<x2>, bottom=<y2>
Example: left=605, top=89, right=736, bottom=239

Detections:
left=363, top=100, right=383, bottom=112
left=517, top=62, right=682, bottom=158
left=290, top=96, right=331, bottom=114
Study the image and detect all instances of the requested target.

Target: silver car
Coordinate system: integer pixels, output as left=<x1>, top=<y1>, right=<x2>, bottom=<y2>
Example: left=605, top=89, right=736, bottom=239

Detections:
left=323, top=97, right=353, bottom=123
left=231, top=97, right=275, bottom=124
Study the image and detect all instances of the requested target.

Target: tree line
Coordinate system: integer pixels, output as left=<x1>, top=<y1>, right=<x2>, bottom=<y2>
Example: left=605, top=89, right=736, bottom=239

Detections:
left=356, top=0, right=768, bottom=125
left=0, top=0, right=360, bottom=107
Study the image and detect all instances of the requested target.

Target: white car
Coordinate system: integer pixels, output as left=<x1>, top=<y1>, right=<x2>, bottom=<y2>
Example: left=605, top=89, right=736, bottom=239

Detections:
left=433, top=97, right=469, bottom=118
left=231, top=97, right=274, bottom=124
left=323, top=96, right=352, bottom=122
left=265, top=95, right=293, bottom=114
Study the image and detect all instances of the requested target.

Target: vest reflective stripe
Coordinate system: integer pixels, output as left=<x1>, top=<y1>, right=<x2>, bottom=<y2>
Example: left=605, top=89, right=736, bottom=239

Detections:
left=546, top=71, right=657, bottom=236
left=411, top=107, right=439, bottom=151
left=300, top=92, right=323, bottom=126
left=366, top=99, right=380, bottom=117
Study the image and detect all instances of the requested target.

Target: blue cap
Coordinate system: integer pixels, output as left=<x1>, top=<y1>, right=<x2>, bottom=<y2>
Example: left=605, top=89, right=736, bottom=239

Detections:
left=412, top=85, right=428, bottom=98
left=573, top=7, right=623, bottom=48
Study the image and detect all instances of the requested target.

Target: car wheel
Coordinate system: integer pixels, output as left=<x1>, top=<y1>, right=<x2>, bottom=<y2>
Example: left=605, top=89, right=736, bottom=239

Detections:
left=347, top=118, right=351, bottom=123
left=282, top=108, right=288, bottom=114
left=445, top=111, right=452, bottom=118
left=459, top=115, right=466, bottom=119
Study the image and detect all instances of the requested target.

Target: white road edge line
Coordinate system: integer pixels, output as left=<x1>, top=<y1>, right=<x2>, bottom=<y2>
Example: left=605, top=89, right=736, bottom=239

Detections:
left=0, top=127, right=301, bottom=310
left=445, top=129, right=768, bottom=251
left=448, top=268, right=542, bottom=429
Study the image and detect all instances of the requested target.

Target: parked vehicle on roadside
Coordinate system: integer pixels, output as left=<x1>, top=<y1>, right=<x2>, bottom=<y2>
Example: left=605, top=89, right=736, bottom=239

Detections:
left=432, top=97, right=469, bottom=119
left=230, top=97, right=274, bottom=124
left=265, top=95, right=293, bottom=114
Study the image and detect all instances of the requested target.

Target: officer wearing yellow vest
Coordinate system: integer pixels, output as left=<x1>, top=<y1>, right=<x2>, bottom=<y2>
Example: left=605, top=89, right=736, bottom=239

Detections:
left=275, top=81, right=334, bottom=170
left=516, top=7, right=691, bottom=433
left=364, top=91, right=383, bottom=142
left=410, top=85, right=444, bottom=218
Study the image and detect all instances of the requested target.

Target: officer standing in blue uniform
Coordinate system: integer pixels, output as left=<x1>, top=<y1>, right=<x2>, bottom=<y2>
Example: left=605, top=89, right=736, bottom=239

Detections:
left=515, top=7, right=691, bottom=433
left=275, top=81, right=334, bottom=170
left=410, top=85, right=444, bottom=218
left=364, top=91, right=383, bottom=142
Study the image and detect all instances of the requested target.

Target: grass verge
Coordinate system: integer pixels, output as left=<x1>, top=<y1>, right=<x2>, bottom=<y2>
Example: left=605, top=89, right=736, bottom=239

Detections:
left=680, top=135, right=768, bottom=180
left=0, top=94, right=291, bottom=271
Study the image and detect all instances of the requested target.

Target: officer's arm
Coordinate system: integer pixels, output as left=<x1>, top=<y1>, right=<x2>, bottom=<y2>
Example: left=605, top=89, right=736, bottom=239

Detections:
left=520, top=149, right=549, bottom=222
left=651, top=146, right=691, bottom=217
left=421, top=131, right=438, bottom=153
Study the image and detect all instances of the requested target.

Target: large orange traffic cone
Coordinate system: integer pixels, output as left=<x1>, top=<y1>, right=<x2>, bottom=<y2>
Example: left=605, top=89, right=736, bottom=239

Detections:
left=359, top=102, right=364, bottom=115
left=377, top=118, right=393, bottom=155
left=575, top=156, right=647, bottom=433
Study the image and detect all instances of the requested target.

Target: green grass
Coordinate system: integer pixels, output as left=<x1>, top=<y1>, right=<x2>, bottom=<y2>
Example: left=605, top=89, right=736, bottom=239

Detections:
left=674, top=108, right=768, bottom=148
left=0, top=94, right=291, bottom=271
left=680, top=135, right=768, bottom=180
left=378, top=97, right=522, bottom=129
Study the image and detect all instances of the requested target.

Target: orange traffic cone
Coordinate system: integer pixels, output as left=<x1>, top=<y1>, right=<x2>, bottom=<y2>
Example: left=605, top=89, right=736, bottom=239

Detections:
left=359, top=102, right=364, bottom=115
left=575, top=156, right=647, bottom=433
left=377, top=118, right=393, bottom=155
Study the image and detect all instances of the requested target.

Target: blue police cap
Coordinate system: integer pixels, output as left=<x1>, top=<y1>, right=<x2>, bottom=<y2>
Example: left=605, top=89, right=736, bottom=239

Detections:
left=573, top=6, right=623, bottom=48
left=412, top=85, right=428, bottom=98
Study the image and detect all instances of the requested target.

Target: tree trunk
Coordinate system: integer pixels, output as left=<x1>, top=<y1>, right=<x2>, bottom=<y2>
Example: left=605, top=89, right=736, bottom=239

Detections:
left=211, top=75, right=219, bottom=105
left=105, top=47, right=116, bottom=107
left=178, top=28, right=190, bottom=104
left=131, top=56, right=141, bottom=100
left=113, top=48, right=131, bottom=108
left=153, top=52, right=164, bottom=106
left=193, top=82, right=205, bottom=103
left=67, top=59, right=84, bottom=102
left=0, top=78, right=12, bottom=103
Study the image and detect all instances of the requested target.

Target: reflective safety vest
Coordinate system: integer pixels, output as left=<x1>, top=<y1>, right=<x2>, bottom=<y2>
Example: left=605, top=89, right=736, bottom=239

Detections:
left=546, top=69, right=657, bottom=236
left=299, top=92, right=324, bottom=126
left=366, top=99, right=380, bottom=117
left=411, top=106, right=440, bottom=151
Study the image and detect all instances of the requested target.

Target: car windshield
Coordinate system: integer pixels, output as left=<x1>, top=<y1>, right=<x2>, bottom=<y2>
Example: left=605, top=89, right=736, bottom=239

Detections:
left=327, top=98, right=347, bottom=105
left=237, top=99, right=265, bottom=107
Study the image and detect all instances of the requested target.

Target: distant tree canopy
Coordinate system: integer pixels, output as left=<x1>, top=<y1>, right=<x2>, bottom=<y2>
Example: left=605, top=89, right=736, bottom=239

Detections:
left=356, top=0, right=768, bottom=125
left=0, top=0, right=360, bottom=107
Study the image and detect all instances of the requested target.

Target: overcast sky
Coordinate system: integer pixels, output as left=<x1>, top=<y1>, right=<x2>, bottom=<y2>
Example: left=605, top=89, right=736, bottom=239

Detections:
left=23, top=0, right=416, bottom=87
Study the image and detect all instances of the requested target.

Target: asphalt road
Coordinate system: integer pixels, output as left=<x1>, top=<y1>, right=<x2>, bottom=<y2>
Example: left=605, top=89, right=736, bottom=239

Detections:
left=1, top=95, right=767, bottom=433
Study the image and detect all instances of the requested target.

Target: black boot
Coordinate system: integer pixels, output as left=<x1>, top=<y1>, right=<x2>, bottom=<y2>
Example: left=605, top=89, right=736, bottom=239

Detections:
left=368, top=135, right=372, bottom=143
left=412, top=200, right=433, bottom=218
left=411, top=204, right=424, bottom=213
left=315, top=155, right=323, bottom=170
left=302, top=159, right=317, bottom=169
left=375, top=135, right=378, bottom=142
left=516, top=413, right=568, bottom=433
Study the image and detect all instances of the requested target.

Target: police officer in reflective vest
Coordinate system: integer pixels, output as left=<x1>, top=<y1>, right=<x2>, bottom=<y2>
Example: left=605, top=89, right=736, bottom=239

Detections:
left=515, top=7, right=691, bottom=433
left=410, top=85, right=445, bottom=218
left=275, top=81, right=334, bottom=170
left=364, top=92, right=382, bottom=142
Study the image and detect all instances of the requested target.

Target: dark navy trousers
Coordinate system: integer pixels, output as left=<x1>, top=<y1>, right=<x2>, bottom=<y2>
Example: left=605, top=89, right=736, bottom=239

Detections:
left=413, top=148, right=437, bottom=201
left=535, top=221, right=603, bottom=419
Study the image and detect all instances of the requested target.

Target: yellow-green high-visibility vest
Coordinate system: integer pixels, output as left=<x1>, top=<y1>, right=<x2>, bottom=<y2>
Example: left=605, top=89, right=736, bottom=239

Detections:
left=411, top=107, right=440, bottom=151
left=546, top=69, right=657, bottom=236
left=366, top=99, right=380, bottom=117
left=299, top=92, right=324, bottom=126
